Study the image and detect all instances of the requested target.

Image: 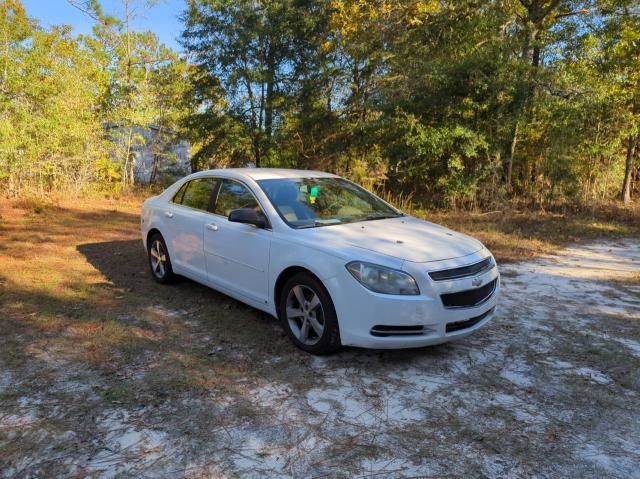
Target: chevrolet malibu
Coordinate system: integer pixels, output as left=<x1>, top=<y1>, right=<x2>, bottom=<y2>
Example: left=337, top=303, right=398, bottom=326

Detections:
left=140, top=169, right=500, bottom=354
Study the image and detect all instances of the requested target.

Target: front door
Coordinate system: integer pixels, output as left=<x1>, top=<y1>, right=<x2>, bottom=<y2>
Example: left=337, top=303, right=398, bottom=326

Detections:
left=204, top=178, right=271, bottom=304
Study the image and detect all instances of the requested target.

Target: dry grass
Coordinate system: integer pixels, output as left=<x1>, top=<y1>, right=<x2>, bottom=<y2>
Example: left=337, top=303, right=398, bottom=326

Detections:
left=0, top=193, right=302, bottom=395
left=608, top=272, right=640, bottom=285
left=421, top=205, right=640, bottom=263
left=1, top=194, right=639, bottom=477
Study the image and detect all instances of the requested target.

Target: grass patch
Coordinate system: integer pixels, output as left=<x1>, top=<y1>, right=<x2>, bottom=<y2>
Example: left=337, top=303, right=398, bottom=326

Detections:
left=420, top=207, right=640, bottom=263
left=12, top=196, right=57, bottom=215
left=608, top=272, right=640, bottom=286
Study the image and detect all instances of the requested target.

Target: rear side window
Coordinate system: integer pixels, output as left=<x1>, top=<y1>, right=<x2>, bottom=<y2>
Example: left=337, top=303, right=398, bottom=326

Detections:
left=215, top=179, right=261, bottom=217
left=176, top=178, right=217, bottom=212
left=172, top=182, right=189, bottom=204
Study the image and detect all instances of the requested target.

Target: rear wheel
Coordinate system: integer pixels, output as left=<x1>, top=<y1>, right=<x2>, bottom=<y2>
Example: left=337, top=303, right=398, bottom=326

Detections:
left=147, top=233, right=175, bottom=284
left=279, top=272, right=340, bottom=355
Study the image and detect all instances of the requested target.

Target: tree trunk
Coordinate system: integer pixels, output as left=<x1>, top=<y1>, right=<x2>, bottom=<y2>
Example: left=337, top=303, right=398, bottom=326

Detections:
left=506, top=120, right=519, bottom=190
left=264, top=51, right=275, bottom=143
left=2, top=29, right=8, bottom=91
left=129, top=153, right=135, bottom=186
left=265, top=81, right=273, bottom=140
left=504, top=18, right=536, bottom=190
left=150, top=154, right=159, bottom=183
left=622, top=136, right=636, bottom=204
left=253, top=136, right=261, bottom=168
left=123, top=126, right=134, bottom=186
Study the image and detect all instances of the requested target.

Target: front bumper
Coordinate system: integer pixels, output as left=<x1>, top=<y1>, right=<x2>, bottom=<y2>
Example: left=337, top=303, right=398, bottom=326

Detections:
left=325, top=254, right=500, bottom=349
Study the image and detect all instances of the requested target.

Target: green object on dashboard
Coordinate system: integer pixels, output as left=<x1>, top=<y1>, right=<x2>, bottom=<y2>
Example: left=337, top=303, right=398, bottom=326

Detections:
left=309, top=185, right=319, bottom=198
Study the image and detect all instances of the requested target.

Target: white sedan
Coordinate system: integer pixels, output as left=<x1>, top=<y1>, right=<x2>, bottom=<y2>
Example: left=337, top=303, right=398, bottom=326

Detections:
left=140, top=169, right=500, bottom=354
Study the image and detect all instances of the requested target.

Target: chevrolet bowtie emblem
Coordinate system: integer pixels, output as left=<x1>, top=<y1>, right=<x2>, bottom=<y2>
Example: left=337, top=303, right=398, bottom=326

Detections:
left=472, top=277, right=483, bottom=287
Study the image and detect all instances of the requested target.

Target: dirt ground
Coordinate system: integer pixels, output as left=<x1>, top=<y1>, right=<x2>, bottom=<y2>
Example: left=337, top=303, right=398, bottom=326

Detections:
left=1, top=199, right=639, bottom=478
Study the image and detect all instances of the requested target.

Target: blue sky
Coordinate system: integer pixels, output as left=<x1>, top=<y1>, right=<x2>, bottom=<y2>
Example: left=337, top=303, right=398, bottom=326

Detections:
left=22, top=0, right=187, bottom=51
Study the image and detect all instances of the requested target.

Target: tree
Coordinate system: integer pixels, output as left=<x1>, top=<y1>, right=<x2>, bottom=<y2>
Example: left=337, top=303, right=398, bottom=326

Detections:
left=0, top=0, right=191, bottom=194
left=3, top=0, right=639, bottom=206
left=500, top=1, right=591, bottom=190
left=598, top=0, right=640, bottom=203
left=74, top=0, right=191, bottom=186
left=0, top=1, right=107, bottom=194
left=182, top=0, right=330, bottom=167
left=0, top=0, right=34, bottom=194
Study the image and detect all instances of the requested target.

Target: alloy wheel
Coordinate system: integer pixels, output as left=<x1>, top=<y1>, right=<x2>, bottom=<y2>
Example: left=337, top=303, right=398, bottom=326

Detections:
left=150, top=239, right=167, bottom=279
left=285, top=285, right=325, bottom=345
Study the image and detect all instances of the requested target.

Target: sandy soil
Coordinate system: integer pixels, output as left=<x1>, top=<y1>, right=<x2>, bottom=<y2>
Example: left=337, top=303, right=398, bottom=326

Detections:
left=1, top=237, right=639, bottom=478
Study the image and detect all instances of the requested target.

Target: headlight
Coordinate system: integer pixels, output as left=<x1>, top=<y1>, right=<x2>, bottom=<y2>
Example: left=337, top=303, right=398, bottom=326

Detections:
left=346, top=261, right=420, bottom=295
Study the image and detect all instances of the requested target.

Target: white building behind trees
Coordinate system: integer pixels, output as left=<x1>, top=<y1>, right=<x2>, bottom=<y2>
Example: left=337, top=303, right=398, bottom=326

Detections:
left=106, top=124, right=191, bottom=184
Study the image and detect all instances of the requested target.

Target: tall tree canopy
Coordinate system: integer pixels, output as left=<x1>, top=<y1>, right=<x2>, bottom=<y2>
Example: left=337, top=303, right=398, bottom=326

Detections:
left=0, top=0, right=639, bottom=206
left=181, top=0, right=640, bottom=206
left=0, top=0, right=191, bottom=194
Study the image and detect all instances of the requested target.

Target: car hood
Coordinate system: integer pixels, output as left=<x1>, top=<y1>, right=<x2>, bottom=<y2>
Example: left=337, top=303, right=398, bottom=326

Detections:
left=301, top=216, right=484, bottom=263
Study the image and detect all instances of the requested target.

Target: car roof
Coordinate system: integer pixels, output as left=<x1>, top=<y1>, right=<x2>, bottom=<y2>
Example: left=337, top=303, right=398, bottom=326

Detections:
left=189, top=168, right=339, bottom=181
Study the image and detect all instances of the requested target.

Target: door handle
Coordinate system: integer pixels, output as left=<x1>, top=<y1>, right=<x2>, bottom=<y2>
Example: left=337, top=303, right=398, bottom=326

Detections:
left=164, top=211, right=174, bottom=218
left=206, top=223, right=219, bottom=231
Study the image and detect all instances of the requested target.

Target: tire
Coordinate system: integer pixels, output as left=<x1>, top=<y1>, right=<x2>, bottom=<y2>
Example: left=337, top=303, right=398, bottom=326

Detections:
left=278, top=272, right=341, bottom=355
left=147, top=233, right=175, bottom=284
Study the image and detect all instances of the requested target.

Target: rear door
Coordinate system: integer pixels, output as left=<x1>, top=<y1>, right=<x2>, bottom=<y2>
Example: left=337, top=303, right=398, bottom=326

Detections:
left=164, top=177, right=218, bottom=283
left=204, top=178, right=272, bottom=304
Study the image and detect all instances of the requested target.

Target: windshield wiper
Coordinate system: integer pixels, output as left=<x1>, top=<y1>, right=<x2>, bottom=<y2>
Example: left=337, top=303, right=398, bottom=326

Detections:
left=296, top=220, right=342, bottom=229
left=359, top=212, right=403, bottom=222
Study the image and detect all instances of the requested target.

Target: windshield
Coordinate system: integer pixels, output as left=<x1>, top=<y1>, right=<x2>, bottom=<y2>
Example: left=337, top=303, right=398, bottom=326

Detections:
left=257, top=177, right=402, bottom=229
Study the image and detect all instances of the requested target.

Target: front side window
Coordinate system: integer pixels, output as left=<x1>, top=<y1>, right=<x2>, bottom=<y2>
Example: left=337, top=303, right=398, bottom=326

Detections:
left=257, top=177, right=402, bottom=228
left=179, top=178, right=217, bottom=211
left=215, top=179, right=267, bottom=222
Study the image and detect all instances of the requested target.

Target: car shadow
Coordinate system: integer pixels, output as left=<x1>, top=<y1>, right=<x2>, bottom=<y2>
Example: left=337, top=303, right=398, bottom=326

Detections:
left=77, top=239, right=229, bottom=299
left=75, top=239, right=289, bottom=352
left=75, top=239, right=459, bottom=364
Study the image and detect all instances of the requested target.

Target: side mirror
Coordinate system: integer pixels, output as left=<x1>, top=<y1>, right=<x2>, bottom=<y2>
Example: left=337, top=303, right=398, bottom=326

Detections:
left=228, top=208, right=267, bottom=228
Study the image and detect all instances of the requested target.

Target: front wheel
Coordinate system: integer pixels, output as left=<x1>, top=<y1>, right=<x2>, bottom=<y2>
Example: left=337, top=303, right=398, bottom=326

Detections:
left=147, top=233, right=175, bottom=284
left=278, top=272, right=341, bottom=355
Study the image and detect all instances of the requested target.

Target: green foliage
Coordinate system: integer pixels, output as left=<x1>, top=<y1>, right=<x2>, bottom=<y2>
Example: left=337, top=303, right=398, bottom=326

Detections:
left=0, top=0, right=191, bottom=195
left=180, top=0, right=640, bottom=206
left=87, top=1, right=191, bottom=186
left=182, top=0, right=332, bottom=169
left=1, top=0, right=639, bottom=205
left=0, top=5, right=107, bottom=194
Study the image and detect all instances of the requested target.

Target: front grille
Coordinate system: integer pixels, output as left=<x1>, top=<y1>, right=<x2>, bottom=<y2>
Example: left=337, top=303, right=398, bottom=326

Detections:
left=370, top=325, right=425, bottom=337
left=440, top=278, right=497, bottom=309
left=446, top=308, right=494, bottom=333
left=429, top=257, right=493, bottom=281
